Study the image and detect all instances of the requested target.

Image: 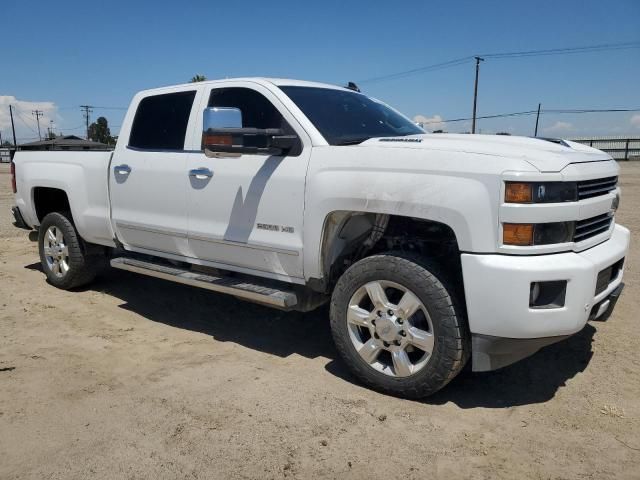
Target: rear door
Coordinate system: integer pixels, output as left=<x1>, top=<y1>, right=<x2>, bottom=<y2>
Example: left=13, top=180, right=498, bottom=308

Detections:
left=185, top=82, right=311, bottom=281
left=109, top=88, right=199, bottom=256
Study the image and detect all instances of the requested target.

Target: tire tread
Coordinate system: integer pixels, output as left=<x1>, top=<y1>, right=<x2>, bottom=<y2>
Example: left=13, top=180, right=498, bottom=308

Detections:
left=329, top=251, right=470, bottom=398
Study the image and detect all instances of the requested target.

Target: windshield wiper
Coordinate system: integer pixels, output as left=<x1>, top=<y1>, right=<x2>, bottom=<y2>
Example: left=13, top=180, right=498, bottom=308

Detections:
left=335, top=137, right=371, bottom=146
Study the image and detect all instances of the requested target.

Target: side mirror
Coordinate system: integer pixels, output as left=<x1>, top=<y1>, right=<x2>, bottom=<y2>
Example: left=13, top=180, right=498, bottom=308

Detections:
left=204, top=106, right=242, bottom=129
left=202, top=107, right=299, bottom=157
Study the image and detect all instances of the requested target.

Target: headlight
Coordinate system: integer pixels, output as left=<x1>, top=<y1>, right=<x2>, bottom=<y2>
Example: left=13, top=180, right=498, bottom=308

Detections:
left=505, top=182, right=578, bottom=203
left=503, top=222, right=575, bottom=246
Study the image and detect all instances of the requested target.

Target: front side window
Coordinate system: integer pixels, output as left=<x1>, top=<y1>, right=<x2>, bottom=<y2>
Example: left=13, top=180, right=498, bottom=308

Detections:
left=279, top=86, right=423, bottom=145
left=208, top=87, right=288, bottom=130
left=205, top=87, right=301, bottom=155
left=129, top=90, right=196, bottom=150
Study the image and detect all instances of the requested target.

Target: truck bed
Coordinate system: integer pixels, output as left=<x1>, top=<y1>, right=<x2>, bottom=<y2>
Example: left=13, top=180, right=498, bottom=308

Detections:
left=13, top=150, right=116, bottom=247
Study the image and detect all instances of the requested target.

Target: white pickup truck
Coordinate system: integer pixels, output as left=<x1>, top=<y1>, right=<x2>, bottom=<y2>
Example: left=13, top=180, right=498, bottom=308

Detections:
left=11, top=78, right=629, bottom=398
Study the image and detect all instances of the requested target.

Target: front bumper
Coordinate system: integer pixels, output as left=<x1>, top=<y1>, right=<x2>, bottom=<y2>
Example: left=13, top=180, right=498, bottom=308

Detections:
left=462, top=224, right=629, bottom=370
left=12, top=206, right=31, bottom=230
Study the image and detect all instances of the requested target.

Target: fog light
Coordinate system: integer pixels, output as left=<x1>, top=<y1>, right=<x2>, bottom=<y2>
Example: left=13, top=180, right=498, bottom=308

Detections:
left=529, top=281, right=567, bottom=309
left=529, top=282, right=541, bottom=305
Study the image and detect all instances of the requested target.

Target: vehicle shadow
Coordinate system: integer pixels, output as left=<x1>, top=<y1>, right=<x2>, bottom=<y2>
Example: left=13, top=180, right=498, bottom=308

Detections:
left=25, top=262, right=596, bottom=408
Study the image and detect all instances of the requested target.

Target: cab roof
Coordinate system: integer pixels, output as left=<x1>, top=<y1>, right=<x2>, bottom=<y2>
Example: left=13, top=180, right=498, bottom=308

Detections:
left=137, top=77, right=352, bottom=97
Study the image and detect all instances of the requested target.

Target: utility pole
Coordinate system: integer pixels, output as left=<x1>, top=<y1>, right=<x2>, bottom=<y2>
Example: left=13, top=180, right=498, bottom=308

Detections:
left=32, top=110, right=44, bottom=140
left=534, top=103, right=542, bottom=137
left=9, top=105, right=17, bottom=146
left=471, top=56, right=484, bottom=134
left=80, top=105, right=93, bottom=140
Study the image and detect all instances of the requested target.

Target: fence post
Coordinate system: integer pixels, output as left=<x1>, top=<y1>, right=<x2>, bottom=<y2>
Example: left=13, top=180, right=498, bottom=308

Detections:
left=590, top=140, right=593, bottom=147
left=624, top=139, right=630, bottom=161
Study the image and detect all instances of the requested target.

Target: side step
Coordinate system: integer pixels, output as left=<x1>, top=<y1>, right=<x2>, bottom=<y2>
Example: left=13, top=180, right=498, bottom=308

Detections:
left=110, top=257, right=298, bottom=309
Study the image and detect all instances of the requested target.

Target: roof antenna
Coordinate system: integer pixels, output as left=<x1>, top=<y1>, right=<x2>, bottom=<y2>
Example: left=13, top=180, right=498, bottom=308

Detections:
left=346, top=82, right=361, bottom=92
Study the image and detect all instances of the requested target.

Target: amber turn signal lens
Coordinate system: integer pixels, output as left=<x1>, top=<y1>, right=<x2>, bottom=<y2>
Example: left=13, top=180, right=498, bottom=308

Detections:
left=503, top=223, right=534, bottom=246
left=505, top=182, right=532, bottom=203
left=203, top=133, right=233, bottom=146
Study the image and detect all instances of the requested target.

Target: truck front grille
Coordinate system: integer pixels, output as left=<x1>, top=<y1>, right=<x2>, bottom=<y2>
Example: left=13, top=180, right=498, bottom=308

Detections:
left=577, top=176, right=617, bottom=200
left=574, top=213, right=613, bottom=242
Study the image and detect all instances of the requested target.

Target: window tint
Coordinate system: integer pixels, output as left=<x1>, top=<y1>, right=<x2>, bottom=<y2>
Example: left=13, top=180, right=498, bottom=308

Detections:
left=129, top=91, right=196, bottom=150
left=207, top=88, right=286, bottom=130
left=279, top=86, right=423, bottom=145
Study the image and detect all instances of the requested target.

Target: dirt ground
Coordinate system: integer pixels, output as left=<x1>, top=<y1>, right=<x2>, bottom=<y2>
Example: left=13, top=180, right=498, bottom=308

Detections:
left=0, top=161, right=639, bottom=480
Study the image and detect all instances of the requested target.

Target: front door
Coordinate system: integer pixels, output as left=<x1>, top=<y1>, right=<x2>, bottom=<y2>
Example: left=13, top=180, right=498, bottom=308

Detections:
left=186, top=84, right=310, bottom=281
left=109, top=89, right=198, bottom=256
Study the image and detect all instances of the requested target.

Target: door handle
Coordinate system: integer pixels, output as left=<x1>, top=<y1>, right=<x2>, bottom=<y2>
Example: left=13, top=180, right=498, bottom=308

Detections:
left=189, top=167, right=213, bottom=180
left=115, top=164, right=131, bottom=175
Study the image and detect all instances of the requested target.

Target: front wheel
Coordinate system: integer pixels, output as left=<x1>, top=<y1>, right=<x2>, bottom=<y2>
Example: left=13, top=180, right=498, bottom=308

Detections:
left=38, top=212, right=102, bottom=289
left=330, top=253, right=469, bottom=398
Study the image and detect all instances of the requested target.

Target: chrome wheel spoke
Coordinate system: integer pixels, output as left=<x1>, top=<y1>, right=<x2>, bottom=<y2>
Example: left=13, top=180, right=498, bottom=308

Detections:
left=391, top=349, right=413, bottom=377
left=43, top=246, right=54, bottom=257
left=347, top=279, right=435, bottom=378
left=60, top=260, right=70, bottom=274
left=365, top=281, right=390, bottom=308
left=358, top=338, right=382, bottom=364
left=61, top=245, right=69, bottom=257
left=55, top=228, right=63, bottom=243
left=408, top=326, right=434, bottom=354
left=347, top=305, right=371, bottom=328
left=47, top=229, right=56, bottom=244
left=397, top=290, right=422, bottom=319
left=51, top=260, right=61, bottom=275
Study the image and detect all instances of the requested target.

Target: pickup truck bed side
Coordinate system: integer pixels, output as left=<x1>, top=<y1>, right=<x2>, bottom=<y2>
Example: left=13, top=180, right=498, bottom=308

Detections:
left=15, top=151, right=116, bottom=247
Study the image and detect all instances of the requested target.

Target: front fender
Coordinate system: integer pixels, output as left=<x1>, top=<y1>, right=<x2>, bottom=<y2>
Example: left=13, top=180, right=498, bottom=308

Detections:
left=303, top=163, right=502, bottom=281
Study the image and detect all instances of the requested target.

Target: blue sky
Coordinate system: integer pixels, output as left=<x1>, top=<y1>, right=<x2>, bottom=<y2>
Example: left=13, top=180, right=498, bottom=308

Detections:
left=1, top=0, right=639, bottom=142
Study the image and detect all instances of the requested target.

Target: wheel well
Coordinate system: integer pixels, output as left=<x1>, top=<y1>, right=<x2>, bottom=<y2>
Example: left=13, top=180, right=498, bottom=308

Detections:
left=33, top=187, right=71, bottom=223
left=319, top=212, right=463, bottom=294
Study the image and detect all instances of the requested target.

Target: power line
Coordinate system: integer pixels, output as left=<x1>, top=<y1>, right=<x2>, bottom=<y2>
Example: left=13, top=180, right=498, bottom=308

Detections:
left=91, top=106, right=128, bottom=110
left=58, top=105, right=128, bottom=111
left=357, top=40, right=640, bottom=84
left=358, top=56, right=473, bottom=85
left=480, top=41, right=640, bottom=59
left=14, top=110, right=40, bottom=135
left=419, top=107, right=640, bottom=125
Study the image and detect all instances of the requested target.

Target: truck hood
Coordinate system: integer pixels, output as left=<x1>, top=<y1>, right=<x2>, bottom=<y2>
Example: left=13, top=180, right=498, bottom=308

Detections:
left=359, top=134, right=611, bottom=173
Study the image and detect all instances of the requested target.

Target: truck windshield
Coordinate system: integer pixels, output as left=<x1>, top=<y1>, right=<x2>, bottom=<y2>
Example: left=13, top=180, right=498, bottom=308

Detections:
left=279, top=86, right=424, bottom=145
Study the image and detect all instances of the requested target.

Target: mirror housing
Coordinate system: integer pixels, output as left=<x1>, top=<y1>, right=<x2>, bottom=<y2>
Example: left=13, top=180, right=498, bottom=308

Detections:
left=202, top=107, right=299, bottom=157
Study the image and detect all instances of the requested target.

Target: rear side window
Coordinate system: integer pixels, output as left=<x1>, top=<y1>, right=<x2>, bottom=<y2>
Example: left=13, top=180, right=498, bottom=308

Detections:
left=129, top=91, right=196, bottom=150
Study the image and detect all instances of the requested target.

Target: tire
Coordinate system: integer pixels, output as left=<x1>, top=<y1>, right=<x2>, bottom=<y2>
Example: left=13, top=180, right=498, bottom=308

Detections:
left=330, top=252, right=469, bottom=398
left=38, top=211, right=102, bottom=290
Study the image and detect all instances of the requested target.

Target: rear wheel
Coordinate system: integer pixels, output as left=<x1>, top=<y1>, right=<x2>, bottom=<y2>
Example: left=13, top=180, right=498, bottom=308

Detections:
left=38, top=212, right=102, bottom=289
left=330, top=253, right=469, bottom=398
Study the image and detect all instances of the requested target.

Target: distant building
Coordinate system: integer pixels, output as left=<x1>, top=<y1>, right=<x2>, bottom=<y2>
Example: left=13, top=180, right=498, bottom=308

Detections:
left=19, top=135, right=112, bottom=151
left=0, top=147, right=12, bottom=163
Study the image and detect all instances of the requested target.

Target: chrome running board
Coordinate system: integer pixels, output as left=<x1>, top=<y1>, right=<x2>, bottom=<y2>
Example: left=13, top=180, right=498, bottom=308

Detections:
left=110, top=257, right=298, bottom=309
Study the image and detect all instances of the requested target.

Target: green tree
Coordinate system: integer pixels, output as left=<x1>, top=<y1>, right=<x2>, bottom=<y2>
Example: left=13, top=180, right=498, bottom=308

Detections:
left=88, top=117, right=114, bottom=145
left=190, top=74, right=206, bottom=82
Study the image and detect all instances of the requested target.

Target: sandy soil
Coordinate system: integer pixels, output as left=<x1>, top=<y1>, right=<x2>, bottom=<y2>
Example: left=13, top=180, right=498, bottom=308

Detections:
left=0, top=162, right=639, bottom=479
